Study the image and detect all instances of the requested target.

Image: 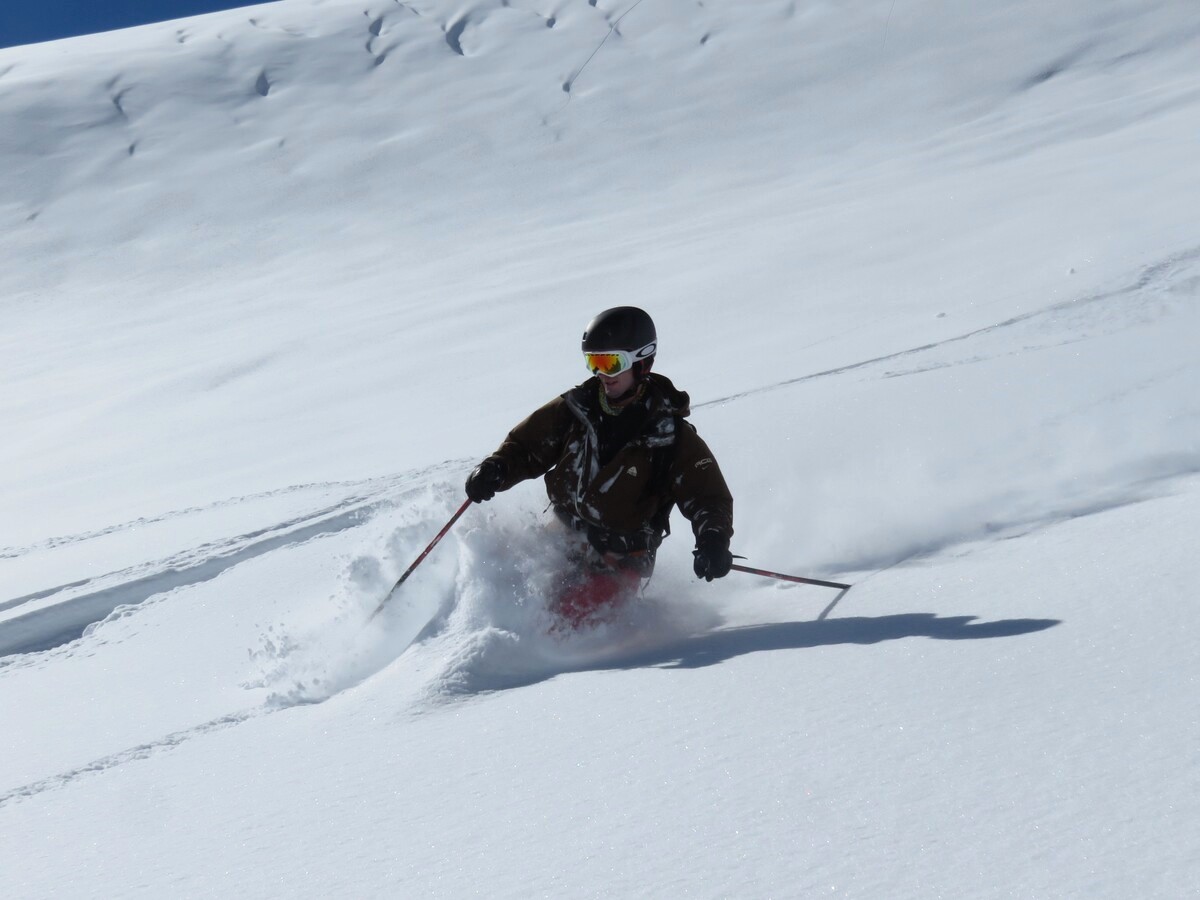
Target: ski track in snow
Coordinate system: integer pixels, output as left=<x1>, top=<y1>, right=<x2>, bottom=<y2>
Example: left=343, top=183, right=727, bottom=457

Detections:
left=0, top=499, right=373, bottom=660
left=0, top=709, right=265, bottom=811
left=0, top=461, right=470, bottom=662
left=0, top=473, right=426, bottom=561
left=701, top=242, right=1200, bottom=407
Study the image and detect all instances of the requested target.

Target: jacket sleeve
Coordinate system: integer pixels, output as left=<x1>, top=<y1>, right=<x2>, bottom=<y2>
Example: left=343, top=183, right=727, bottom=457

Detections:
left=669, top=423, right=734, bottom=542
left=486, top=396, right=574, bottom=490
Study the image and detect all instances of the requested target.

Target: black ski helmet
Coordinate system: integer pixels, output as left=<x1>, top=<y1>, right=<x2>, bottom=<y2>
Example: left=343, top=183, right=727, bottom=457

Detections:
left=581, top=306, right=656, bottom=353
left=581, top=306, right=657, bottom=379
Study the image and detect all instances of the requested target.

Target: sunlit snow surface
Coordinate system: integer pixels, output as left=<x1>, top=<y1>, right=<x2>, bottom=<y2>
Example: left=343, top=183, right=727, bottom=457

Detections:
left=2, top=0, right=1199, bottom=896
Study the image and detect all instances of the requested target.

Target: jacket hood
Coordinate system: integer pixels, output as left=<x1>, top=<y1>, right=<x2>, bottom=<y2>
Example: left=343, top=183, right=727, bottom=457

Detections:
left=644, top=373, right=691, bottom=417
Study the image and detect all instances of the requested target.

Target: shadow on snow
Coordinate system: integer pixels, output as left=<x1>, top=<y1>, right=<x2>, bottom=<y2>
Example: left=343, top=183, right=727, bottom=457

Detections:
left=450, top=612, right=1062, bottom=695
left=636, top=613, right=1061, bottom=671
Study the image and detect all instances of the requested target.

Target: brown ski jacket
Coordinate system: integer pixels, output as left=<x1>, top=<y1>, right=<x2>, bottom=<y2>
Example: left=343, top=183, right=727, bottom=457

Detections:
left=484, top=373, right=733, bottom=553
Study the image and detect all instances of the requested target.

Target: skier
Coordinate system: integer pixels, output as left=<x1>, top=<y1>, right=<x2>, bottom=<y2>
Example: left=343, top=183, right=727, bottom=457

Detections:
left=465, top=306, right=734, bottom=625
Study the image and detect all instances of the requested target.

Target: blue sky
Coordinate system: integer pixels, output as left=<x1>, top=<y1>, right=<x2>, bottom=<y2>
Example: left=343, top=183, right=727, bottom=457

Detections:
left=0, top=1, right=268, bottom=50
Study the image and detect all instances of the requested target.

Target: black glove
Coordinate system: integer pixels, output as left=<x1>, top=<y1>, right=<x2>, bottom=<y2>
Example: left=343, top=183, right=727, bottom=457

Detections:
left=693, top=532, right=733, bottom=581
left=465, top=458, right=506, bottom=503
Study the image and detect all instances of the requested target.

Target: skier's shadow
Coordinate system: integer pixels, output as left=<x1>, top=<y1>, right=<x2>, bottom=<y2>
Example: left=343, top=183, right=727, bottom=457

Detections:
left=608, top=612, right=1061, bottom=672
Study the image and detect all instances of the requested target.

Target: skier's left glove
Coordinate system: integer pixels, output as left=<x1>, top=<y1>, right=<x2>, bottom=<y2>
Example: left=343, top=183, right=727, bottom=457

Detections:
left=693, top=532, right=733, bottom=581
left=465, top=458, right=506, bottom=503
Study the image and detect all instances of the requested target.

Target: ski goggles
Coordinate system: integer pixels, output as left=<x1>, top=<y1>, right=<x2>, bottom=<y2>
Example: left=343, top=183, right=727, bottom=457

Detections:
left=583, top=342, right=656, bottom=377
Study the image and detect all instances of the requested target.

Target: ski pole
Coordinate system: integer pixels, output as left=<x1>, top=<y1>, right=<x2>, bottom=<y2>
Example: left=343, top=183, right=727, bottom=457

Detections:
left=370, top=498, right=473, bottom=620
left=730, top=563, right=851, bottom=591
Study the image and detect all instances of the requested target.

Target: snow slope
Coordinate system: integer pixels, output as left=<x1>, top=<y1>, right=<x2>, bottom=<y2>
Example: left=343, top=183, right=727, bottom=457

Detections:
left=2, top=0, right=1199, bottom=896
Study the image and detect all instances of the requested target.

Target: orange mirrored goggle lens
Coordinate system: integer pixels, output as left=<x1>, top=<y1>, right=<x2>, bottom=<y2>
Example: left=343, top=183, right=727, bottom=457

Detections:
left=584, top=351, right=631, bottom=377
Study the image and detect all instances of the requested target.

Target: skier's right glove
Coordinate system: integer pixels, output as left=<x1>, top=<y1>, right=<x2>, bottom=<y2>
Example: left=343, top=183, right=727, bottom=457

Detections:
left=693, top=532, right=733, bottom=581
left=465, top=458, right=506, bottom=503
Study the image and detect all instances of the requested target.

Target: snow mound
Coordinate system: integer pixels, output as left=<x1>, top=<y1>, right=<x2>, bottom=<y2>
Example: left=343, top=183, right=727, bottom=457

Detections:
left=244, top=488, right=722, bottom=707
left=244, top=484, right=464, bottom=707
left=409, top=505, right=724, bottom=698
